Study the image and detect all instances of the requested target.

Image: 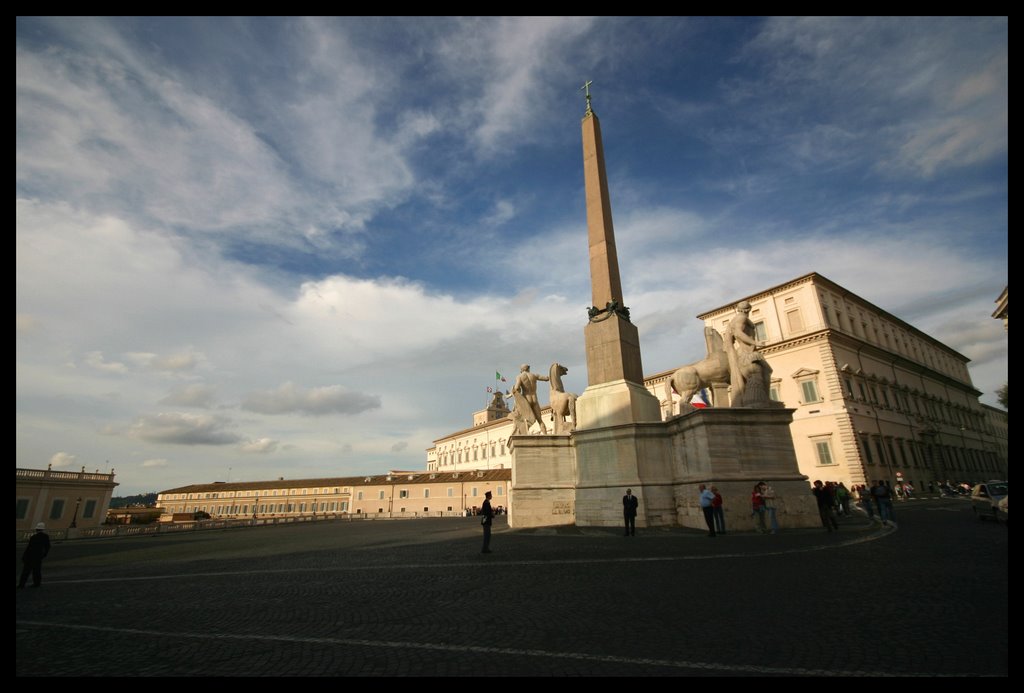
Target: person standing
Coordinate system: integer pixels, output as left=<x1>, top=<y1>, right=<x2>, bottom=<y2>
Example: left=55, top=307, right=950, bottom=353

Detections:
left=622, top=488, right=639, bottom=536
left=698, top=484, right=717, bottom=537
left=812, top=480, right=839, bottom=532
left=762, top=482, right=779, bottom=534
left=751, top=482, right=768, bottom=534
left=711, top=486, right=726, bottom=535
left=18, top=523, right=51, bottom=588
left=835, top=482, right=851, bottom=516
left=480, top=491, right=494, bottom=553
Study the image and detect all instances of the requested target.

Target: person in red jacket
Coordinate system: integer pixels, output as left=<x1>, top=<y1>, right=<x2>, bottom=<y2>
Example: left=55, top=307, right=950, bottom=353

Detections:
left=751, top=483, right=769, bottom=534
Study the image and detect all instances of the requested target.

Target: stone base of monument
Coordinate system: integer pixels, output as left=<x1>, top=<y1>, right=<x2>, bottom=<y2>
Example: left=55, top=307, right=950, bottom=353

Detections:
left=508, top=407, right=822, bottom=530
left=507, top=434, right=577, bottom=529
left=574, top=378, right=662, bottom=429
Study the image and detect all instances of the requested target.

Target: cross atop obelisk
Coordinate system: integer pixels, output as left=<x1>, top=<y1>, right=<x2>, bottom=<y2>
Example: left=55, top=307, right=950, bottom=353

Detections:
left=573, top=84, right=661, bottom=431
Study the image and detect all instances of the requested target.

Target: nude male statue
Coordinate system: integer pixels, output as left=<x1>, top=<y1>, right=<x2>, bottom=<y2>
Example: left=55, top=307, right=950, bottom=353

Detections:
left=723, top=301, right=773, bottom=406
left=508, top=364, right=549, bottom=434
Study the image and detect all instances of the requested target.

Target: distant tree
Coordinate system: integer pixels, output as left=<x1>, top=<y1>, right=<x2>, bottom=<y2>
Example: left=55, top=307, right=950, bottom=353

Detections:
left=997, top=383, right=1007, bottom=410
left=109, top=492, right=159, bottom=508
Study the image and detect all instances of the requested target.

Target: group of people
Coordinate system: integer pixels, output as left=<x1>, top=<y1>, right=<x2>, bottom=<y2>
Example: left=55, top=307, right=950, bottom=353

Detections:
left=852, top=481, right=896, bottom=526
left=696, top=482, right=778, bottom=537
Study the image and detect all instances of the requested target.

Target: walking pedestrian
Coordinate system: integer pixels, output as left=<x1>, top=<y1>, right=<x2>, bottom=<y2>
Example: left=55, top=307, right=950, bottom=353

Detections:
left=872, top=481, right=894, bottom=525
left=18, top=523, right=50, bottom=588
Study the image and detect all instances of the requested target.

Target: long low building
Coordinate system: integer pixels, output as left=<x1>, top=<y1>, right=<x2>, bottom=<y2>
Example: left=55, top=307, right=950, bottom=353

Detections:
left=157, top=469, right=511, bottom=521
left=428, top=272, right=1008, bottom=493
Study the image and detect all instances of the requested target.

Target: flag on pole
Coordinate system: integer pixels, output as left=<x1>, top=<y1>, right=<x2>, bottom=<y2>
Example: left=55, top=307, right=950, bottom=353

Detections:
left=691, top=389, right=711, bottom=408
left=496, top=371, right=506, bottom=382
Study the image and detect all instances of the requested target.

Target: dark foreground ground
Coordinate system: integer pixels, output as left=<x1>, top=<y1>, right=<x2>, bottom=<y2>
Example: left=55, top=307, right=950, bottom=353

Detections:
left=16, top=497, right=1007, bottom=676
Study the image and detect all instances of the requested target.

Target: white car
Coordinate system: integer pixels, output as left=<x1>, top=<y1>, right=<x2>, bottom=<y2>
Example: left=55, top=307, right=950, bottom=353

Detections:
left=970, top=481, right=1008, bottom=523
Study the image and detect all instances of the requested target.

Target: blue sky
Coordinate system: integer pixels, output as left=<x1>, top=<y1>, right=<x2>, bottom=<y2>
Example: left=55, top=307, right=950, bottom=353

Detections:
left=17, top=17, right=1007, bottom=495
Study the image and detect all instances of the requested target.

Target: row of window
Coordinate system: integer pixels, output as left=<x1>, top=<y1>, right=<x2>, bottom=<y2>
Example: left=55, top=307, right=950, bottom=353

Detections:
left=857, top=434, right=1000, bottom=474
left=436, top=442, right=508, bottom=467
left=820, top=292, right=968, bottom=381
left=164, top=486, right=353, bottom=501
left=843, top=376, right=987, bottom=433
left=16, top=497, right=98, bottom=522
left=164, top=486, right=506, bottom=514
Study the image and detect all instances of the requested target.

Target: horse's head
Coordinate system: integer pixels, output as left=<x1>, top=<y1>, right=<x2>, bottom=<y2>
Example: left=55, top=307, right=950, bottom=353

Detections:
left=552, top=363, right=568, bottom=377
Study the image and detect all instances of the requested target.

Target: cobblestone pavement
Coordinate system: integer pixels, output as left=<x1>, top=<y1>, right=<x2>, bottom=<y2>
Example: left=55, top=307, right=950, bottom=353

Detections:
left=16, top=497, right=1007, bottom=676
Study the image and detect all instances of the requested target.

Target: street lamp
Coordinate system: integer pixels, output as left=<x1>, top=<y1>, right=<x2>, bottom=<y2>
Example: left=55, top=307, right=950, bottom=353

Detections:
left=70, top=497, right=82, bottom=528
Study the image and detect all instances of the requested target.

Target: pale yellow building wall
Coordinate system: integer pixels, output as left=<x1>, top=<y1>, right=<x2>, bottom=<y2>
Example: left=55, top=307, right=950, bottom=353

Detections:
left=16, top=467, right=118, bottom=531
left=158, top=472, right=512, bottom=520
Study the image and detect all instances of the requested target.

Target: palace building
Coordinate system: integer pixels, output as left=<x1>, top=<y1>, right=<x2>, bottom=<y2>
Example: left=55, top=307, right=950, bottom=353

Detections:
left=428, top=272, right=1008, bottom=492
left=156, top=469, right=511, bottom=522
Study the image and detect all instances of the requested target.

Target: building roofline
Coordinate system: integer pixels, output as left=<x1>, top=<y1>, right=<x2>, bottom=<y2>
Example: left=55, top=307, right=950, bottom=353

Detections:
left=158, top=468, right=511, bottom=495
left=696, top=271, right=971, bottom=361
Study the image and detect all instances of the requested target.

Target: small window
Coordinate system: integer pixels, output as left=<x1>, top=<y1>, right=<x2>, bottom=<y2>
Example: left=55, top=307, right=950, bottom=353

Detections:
left=49, top=499, right=65, bottom=520
left=786, top=310, right=804, bottom=332
left=814, top=440, right=835, bottom=466
left=16, top=498, right=30, bottom=520
left=801, top=380, right=820, bottom=403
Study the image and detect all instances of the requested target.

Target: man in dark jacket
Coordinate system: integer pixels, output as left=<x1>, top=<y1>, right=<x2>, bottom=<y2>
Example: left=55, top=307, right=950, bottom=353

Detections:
left=19, top=523, right=51, bottom=588
left=622, top=489, right=639, bottom=536
left=480, top=491, right=494, bottom=554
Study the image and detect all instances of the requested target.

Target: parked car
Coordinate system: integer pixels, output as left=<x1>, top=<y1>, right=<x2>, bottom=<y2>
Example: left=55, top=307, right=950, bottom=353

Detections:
left=970, top=481, right=1008, bottom=523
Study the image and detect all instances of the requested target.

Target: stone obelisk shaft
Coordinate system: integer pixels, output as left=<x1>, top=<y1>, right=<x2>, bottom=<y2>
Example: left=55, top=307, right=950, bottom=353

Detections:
left=582, top=113, right=624, bottom=311
left=581, top=111, right=646, bottom=388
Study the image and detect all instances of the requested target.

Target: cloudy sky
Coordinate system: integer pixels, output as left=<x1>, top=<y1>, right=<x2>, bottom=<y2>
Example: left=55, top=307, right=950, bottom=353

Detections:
left=17, top=17, right=1007, bottom=495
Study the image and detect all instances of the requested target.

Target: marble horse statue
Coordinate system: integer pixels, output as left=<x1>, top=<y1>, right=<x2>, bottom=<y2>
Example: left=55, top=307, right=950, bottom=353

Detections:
left=663, top=328, right=731, bottom=411
left=548, top=363, right=578, bottom=434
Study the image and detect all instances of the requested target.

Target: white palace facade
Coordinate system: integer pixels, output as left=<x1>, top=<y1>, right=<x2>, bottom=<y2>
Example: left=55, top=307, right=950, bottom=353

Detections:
left=428, top=272, right=1008, bottom=492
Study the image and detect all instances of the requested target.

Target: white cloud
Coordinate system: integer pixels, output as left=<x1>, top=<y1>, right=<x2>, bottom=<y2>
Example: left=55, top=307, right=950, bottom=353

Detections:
left=83, top=352, right=129, bottom=375
left=239, top=438, right=279, bottom=454
left=141, top=458, right=169, bottom=468
left=160, top=384, right=217, bottom=408
left=49, top=451, right=77, bottom=468
left=125, top=413, right=242, bottom=446
left=241, top=382, right=381, bottom=417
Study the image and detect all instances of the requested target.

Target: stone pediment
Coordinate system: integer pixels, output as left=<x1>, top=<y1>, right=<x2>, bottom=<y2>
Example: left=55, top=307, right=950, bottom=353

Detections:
left=790, top=367, right=820, bottom=379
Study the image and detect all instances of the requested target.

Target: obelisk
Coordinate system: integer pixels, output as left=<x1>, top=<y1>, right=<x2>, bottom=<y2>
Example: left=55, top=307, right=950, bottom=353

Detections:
left=575, top=83, right=661, bottom=429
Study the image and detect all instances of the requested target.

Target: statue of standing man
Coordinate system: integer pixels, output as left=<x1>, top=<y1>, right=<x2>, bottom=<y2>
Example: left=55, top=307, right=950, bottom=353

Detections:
left=508, top=364, right=549, bottom=434
left=723, top=301, right=773, bottom=406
